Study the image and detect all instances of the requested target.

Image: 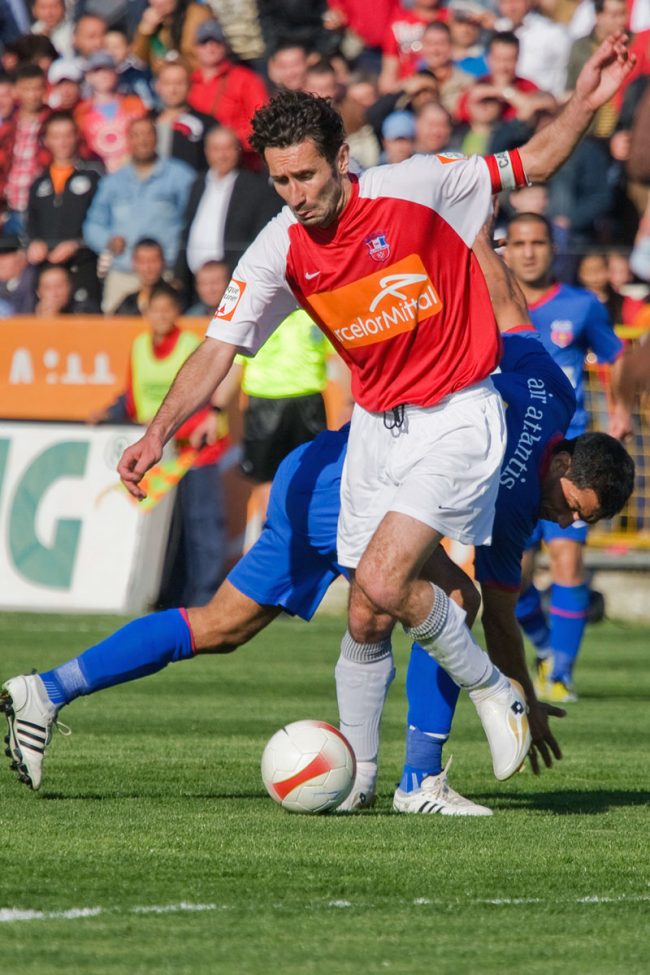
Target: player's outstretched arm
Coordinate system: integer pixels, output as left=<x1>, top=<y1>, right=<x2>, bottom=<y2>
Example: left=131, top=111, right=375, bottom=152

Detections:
left=118, top=337, right=237, bottom=500
left=519, top=32, right=636, bottom=184
left=472, top=223, right=531, bottom=333
left=481, top=587, right=565, bottom=774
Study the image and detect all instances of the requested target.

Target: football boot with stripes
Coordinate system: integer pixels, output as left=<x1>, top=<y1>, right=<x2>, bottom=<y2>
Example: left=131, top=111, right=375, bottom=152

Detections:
left=1, top=674, right=59, bottom=790
left=392, top=758, right=492, bottom=816
left=470, top=675, right=531, bottom=780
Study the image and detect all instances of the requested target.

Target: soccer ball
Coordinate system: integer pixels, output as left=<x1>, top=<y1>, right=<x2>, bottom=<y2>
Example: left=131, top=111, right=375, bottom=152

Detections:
left=261, top=719, right=356, bottom=814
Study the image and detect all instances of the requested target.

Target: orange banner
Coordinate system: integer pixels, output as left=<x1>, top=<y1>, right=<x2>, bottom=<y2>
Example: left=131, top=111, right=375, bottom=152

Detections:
left=0, top=316, right=206, bottom=421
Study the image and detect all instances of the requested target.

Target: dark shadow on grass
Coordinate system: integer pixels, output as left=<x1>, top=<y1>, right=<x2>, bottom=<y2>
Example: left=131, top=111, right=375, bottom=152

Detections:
left=478, top=789, right=650, bottom=815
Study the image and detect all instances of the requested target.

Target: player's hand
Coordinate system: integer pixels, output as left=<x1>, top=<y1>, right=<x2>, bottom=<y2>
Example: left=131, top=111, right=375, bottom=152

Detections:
left=527, top=700, right=566, bottom=775
left=575, top=32, right=636, bottom=112
left=117, top=432, right=163, bottom=500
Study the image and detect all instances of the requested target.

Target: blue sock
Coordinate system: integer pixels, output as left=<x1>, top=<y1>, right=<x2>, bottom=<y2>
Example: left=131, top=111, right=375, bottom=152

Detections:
left=400, top=642, right=460, bottom=793
left=549, top=583, right=589, bottom=684
left=40, top=609, right=195, bottom=708
left=516, top=584, right=551, bottom=656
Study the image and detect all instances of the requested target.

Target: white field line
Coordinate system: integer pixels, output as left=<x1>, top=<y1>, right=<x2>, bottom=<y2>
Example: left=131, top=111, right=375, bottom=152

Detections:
left=1, top=894, right=649, bottom=924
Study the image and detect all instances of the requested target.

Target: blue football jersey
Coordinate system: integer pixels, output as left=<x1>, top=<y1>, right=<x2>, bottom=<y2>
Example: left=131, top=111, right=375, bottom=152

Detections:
left=528, top=283, right=622, bottom=436
left=473, top=331, right=576, bottom=590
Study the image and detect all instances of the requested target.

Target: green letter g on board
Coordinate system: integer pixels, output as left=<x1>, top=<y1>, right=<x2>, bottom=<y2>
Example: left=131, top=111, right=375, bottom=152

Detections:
left=8, top=442, right=89, bottom=589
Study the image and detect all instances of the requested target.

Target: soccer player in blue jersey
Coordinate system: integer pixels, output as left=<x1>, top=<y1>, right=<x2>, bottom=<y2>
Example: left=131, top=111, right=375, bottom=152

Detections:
left=504, top=213, right=625, bottom=704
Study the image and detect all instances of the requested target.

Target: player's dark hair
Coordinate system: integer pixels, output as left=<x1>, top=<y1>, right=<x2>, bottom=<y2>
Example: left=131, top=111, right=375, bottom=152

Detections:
left=554, top=433, right=635, bottom=519
left=250, top=90, right=345, bottom=166
left=507, top=211, right=554, bottom=241
left=488, top=30, right=520, bottom=51
left=149, top=281, right=182, bottom=306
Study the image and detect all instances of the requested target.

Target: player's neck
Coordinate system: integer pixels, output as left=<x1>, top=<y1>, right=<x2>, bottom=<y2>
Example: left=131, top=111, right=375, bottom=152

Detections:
left=520, top=278, right=554, bottom=305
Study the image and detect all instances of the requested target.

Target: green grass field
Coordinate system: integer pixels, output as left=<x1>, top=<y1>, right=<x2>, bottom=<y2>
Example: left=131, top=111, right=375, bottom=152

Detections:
left=0, top=611, right=648, bottom=975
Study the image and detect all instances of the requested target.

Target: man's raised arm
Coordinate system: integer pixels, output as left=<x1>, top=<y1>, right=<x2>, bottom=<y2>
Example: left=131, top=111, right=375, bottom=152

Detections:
left=518, top=32, right=635, bottom=184
left=118, top=337, right=236, bottom=500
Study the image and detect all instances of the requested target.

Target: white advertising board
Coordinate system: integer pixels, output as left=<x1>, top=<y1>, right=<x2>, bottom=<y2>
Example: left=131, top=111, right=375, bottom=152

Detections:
left=0, top=423, right=175, bottom=613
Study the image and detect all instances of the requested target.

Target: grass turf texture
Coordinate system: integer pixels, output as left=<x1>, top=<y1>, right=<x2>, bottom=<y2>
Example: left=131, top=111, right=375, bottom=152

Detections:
left=0, top=612, right=648, bottom=975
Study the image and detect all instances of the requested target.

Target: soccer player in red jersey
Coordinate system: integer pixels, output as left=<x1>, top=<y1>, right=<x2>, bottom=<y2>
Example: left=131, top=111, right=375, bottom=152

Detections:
left=117, top=34, right=635, bottom=782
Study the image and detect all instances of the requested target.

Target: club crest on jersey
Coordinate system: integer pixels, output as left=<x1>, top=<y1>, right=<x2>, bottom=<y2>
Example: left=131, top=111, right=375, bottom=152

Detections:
left=550, top=319, right=573, bottom=348
left=364, top=232, right=391, bottom=262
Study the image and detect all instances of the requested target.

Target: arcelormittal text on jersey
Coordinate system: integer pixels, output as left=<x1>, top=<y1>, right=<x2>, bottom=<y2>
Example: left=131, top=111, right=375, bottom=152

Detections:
left=207, top=153, right=502, bottom=413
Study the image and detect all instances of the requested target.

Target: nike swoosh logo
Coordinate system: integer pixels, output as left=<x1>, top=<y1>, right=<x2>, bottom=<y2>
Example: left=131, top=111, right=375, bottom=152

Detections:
left=305, top=271, right=320, bottom=280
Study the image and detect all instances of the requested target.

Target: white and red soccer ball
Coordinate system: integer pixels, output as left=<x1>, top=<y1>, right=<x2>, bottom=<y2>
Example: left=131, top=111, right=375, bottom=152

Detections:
left=261, top=719, right=356, bottom=814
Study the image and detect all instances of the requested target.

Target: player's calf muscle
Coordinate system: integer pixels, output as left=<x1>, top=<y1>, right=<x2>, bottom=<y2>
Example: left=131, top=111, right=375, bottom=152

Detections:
left=188, top=583, right=280, bottom=653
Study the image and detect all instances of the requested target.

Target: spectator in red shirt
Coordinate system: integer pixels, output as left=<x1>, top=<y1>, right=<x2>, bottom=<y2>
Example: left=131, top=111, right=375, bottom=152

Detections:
left=379, top=0, right=447, bottom=93
left=456, top=32, right=556, bottom=126
left=325, top=0, right=399, bottom=73
left=188, top=20, right=268, bottom=159
left=0, top=63, right=51, bottom=234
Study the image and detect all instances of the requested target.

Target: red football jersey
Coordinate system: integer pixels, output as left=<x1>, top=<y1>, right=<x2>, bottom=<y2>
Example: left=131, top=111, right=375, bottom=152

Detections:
left=208, top=152, right=523, bottom=413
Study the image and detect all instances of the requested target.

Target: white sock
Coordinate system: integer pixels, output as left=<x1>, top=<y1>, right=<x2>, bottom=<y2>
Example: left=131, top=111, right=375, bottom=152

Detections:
left=405, top=584, right=498, bottom=690
left=335, top=632, right=395, bottom=768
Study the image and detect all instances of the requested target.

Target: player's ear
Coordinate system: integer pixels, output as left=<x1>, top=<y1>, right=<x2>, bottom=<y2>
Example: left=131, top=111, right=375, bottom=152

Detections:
left=550, top=450, right=572, bottom=477
left=337, top=142, right=349, bottom=176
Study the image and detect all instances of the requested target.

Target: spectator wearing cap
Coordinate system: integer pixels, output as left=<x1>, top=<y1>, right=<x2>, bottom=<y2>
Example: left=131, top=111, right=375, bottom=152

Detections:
left=74, top=51, right=146, bottom=173
left=0, top=63, right=51, bottom=235
left=47, top=59, right=83, bottom=111
left=132, top=0, right=213, bottom=75
left=418, top=22, right=473, bottom=117
left=104, top=29, right=156, bottom=110
left=0, top=235, right=36, bottom=315
left=380, top=110, right=416, bottom=163
left=379, top=0, right=448, bottom=95
left=456, top=32, right=556, bottom=129
left=187, top=20, right=268, bottom=158
left=496, top=0, right=570, bottom=98
left=154, top=59, right=214, bottom=172
left=82, top=116, right=194, bottom=312
left=175, top=123, right=281, bottom=299
left=31, top=0, right=74, bottom=59
left=448, top=0, right=489, bottom=77
left=25, top=110, right=103, bottom=311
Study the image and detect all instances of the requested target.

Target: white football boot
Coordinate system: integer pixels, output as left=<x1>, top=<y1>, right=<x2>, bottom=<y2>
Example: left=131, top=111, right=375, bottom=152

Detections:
left=336, top=760, right=377, bottom=811
left=469, top=675, right=531, bottom=780
left=1, top=674, right=59, bottom=790
left=393, top=758, right=492, bottom=816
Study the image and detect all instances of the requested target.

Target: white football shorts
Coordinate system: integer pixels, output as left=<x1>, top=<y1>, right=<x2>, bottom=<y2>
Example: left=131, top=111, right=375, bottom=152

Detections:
left=337, top=379, right=506, bottom=568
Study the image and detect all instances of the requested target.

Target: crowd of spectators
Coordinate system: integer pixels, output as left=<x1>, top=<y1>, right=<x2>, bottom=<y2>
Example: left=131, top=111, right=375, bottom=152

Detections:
left=1, top=0, right=650, bottom=324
